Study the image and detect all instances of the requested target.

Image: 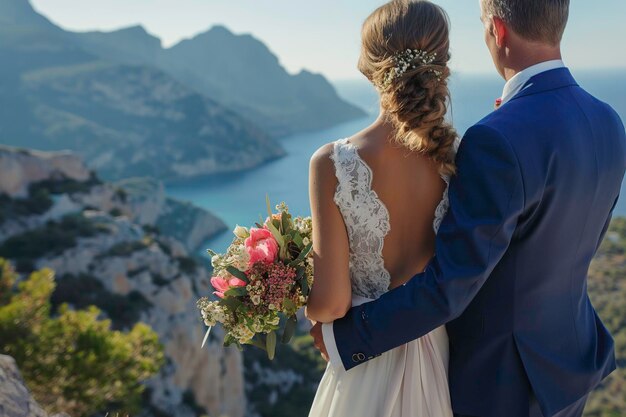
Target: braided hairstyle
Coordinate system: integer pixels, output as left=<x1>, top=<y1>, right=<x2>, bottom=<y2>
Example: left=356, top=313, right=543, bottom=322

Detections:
left=358, top=0, right=457, bottom=176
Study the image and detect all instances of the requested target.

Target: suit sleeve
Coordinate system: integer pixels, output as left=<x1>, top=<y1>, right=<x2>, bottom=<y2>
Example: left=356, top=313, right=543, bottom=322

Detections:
left=329, top=124, right=526, bottom=371
left=595, top=196, right=619, bottom=252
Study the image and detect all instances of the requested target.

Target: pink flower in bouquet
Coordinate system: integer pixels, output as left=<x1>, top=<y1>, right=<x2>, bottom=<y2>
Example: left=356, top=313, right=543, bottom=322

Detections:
left=265, top=262, right=297, bottom=309
left=247, top=261, right=297, bottom=310
left=245, top=227, right=279, bottom=265
left=211, top=276, right=246, bottom=299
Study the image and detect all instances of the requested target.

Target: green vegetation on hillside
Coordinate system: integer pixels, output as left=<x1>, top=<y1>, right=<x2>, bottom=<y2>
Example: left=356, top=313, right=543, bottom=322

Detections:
left=0, top=175, right=100, bottom=225
left=0, top=258, right=164, bottom=416
left=28, top=174, right=102, bottom=195
left=0, top=188, right=52, bottom=225
left=585, top=218, right=626, bottom=416
left=0, top=212, right=109, bottom=271
left=245, top=332, right=326, bottom=417
left=50, top=273, right=153, bottom=330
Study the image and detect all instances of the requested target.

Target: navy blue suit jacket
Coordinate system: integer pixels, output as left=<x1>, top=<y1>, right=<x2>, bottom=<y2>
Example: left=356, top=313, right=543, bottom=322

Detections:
left=330, top=68, right=626, bottom=417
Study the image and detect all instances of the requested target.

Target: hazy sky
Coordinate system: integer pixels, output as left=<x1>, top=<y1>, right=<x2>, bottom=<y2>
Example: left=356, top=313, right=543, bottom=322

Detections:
left=31, top=0, right=626, bottom=80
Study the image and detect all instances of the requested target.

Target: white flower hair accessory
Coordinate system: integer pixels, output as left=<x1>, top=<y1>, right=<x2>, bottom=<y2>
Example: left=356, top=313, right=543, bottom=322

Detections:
left=379, top=48, right=443, bottom=90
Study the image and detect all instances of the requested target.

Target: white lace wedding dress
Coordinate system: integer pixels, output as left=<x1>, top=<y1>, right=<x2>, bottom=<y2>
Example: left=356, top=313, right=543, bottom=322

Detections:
left=308, top=138, right=454, bottom=417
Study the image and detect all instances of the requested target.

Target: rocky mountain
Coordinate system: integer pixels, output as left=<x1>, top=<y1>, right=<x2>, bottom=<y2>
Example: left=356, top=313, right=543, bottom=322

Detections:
left=156, top=26, right=366, bottom=137
left=0, top=145, right=243, bottom=417
left=74, top=25, right=163, bottom=66
left=72, top=23, right=366, bottom=138
left=0, top=0, right=285, bottom=182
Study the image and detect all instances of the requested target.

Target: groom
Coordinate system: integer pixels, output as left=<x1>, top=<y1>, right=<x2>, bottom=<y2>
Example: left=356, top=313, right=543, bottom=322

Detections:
left=310, top=1, right=626, bottom=416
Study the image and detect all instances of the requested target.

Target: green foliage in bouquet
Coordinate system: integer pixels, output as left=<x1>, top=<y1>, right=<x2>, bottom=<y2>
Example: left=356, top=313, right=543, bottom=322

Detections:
left=198, top=198, right=314, bottom=360
left=0, top=258, right=164, bottom=417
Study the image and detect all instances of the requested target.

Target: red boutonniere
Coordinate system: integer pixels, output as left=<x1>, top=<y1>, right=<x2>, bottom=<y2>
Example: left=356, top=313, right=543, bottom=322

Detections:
left=494, top=98, right=503, bottom=110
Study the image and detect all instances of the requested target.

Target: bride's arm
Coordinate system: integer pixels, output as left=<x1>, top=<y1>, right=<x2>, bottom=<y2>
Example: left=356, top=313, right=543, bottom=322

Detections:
left=305, top=144, right=352, bottom=324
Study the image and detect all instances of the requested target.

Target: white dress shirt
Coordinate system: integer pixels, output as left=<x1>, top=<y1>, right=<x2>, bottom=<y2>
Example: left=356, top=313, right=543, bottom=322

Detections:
left=321, top=59, right=567, bottom=372
left=500, top=59, right=565, bottom=105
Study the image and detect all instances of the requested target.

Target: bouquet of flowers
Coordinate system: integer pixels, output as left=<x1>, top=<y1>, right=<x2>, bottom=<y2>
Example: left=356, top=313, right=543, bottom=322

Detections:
left=197, top=198, right=313, bottom=359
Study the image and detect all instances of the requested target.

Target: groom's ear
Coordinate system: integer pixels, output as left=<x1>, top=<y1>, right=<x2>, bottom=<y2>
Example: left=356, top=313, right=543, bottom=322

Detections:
left=491, top=16, right=508, bottom=48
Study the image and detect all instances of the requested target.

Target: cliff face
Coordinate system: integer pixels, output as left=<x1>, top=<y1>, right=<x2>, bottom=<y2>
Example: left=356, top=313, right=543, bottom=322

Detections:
left=115, top=177, right=227, bottom=254
left=0, top=146, right=92, bottom=198
left=0, top=146, right=243, bottom=417
left=0, top=355, right=48, bottom=417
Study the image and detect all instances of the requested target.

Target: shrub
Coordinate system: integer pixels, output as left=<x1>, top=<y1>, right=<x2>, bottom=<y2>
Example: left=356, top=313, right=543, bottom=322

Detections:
left=142, top=224, right=160, bottom=235
left=586, top=218, right=626, bottom=416
left=109, top=207, right=123, bottom=217
left=0, top=259, right=164, bottom=416
left=0, top=190, right=53, bottom=225
left=0, top=213, right=107, bottom=262
left=114, top=188, right=128, bottom=203
left=51, top=273, right=153, bottom=330
left=176, top=256, right=197, bottom=274
left=28, top=175, right=101, bottom=196
left=102, top=240, right=148, bottom=258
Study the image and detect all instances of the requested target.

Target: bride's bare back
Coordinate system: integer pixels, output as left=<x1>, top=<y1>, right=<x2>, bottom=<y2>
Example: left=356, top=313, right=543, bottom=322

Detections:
left=306, top=118, right=447, bottom=323
left=347, top=127, right=447, bottom=290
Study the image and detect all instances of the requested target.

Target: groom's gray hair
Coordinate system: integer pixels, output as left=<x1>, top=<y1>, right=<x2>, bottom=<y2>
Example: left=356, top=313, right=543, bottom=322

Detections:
left=482, top=0, right=570, bottom=45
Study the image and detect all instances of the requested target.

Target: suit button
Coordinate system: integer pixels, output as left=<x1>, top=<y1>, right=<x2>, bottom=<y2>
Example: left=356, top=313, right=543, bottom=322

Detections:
left=351, top=353, right=360, bottom=363
left=357, top=352, right=366, bottom=361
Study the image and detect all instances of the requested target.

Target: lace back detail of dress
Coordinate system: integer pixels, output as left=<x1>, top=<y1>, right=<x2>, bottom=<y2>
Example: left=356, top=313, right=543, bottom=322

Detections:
left=433, top=175, right=450, bottom=234
left=330, top=138, right=391, bottom=300
left=329, top=137, right=459, bottom=299
left=433, top=136, right=461, bottom=234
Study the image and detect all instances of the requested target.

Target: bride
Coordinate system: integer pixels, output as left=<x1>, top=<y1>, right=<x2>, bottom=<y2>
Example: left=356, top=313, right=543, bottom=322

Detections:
left=305, top=1, right=457, bottom=416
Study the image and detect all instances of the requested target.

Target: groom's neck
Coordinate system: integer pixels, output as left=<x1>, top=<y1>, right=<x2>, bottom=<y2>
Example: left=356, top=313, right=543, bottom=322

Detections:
left=502, top=44, right=563, bottom=81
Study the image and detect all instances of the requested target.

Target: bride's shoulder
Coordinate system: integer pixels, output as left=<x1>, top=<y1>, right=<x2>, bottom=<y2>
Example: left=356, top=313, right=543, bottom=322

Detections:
left=310, top=139, right=348, bottom=168
left=309, top=140, right=343, bottom=181
left=310, top=141, right=335, bottom=162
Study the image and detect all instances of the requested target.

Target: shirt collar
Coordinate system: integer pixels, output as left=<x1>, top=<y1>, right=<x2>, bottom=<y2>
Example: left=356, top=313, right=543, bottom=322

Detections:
left=501, top=59, right=565, bottom=105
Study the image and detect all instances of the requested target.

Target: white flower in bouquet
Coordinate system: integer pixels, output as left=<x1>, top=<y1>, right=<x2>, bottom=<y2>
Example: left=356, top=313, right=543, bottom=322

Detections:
left=233, top=224, right=250, bottom=239
left=198, top=299, right=227, bottom=327
left=232, top=323, right=255, bottom=344
left=227, top=243, right=250, bottom=271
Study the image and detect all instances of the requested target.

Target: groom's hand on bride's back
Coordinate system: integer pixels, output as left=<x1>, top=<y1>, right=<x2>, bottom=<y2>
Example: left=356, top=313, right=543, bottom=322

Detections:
left=310, top=322, right=329, bottom=362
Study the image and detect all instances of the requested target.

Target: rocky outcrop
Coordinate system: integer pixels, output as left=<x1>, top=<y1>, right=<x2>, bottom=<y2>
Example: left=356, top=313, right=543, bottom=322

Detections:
left=0, top=354, right=48, bottom=417
left=116, top=177, right=227, bottom=254
left=115, top=177, right=165, bottom=225
left=0, top=146, right=91, bottom=198
left=0, top=146, right=244, bottom=417
left=157, top=198, right=226, bottom=255
left=0, top=147, right=226, bottom=257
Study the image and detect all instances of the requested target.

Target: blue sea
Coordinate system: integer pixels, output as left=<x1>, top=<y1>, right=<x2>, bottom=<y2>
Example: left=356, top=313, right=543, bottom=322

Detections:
left=166, top=70, right=626, bottom=256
